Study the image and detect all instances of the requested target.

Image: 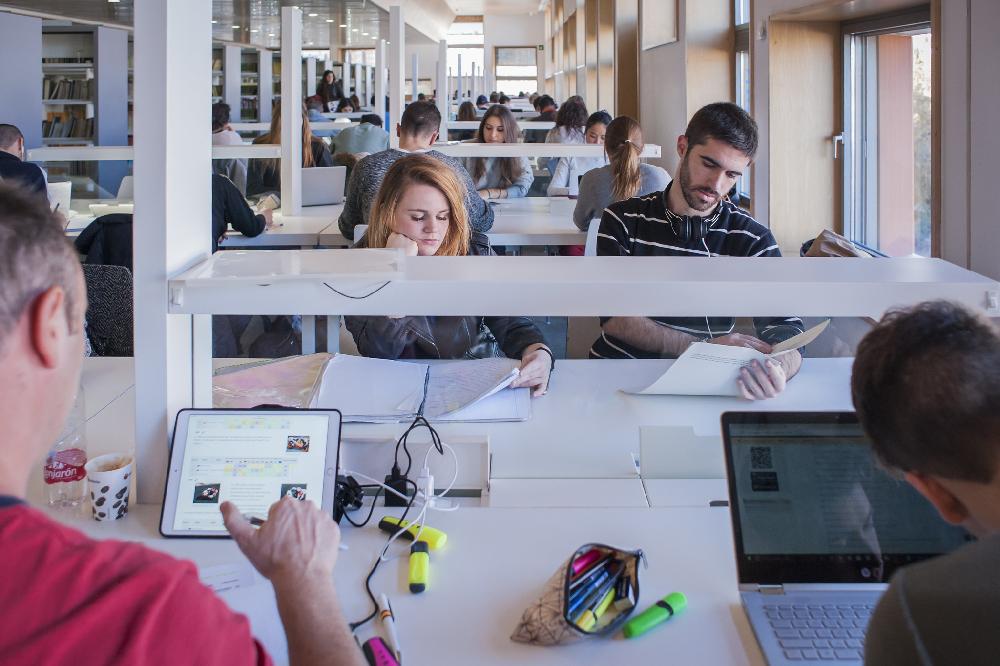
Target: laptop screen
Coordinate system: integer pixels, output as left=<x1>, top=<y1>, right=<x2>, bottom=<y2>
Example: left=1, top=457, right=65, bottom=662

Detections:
left=722, top=412, right=972, bottom=585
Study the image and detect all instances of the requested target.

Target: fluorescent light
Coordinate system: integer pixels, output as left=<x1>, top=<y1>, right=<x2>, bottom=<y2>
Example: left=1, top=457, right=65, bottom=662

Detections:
left=268, top=33, right=275, bottom=37
left=250, top=29, right=258, bottom=33
left=362, top=32, right=369, bottom=36
left=339, top=24, right=347, bottom=28
left=211, top=20, right=217, bottom=24
left=352, top=28, right=359, bottom=32
left=308, top=13, right=318, bottom=17
left=326, top=19, right=334, bottom=23
left=232, top=25, right=240, bottom=29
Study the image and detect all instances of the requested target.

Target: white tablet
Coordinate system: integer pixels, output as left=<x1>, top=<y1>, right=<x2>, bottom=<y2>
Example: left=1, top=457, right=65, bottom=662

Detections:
left=160, top=409, right=342, bottom=538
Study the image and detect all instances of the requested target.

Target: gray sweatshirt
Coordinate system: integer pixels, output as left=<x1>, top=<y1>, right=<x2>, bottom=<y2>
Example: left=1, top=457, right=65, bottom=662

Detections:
left=337, top=148, right=495, bottom=240
left=572, top=163, right=671, bottom=230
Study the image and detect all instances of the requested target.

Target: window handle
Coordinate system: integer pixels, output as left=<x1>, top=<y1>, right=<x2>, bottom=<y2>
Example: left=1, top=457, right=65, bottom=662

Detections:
left=832, top=133, right=845, bottom=159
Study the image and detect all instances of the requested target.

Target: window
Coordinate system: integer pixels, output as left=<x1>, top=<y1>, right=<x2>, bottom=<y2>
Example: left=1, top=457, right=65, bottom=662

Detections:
left=447, top=18, right=484, bottom=98
left=843, top=9, right=932, bottom=256
left=495, top=47, right=538, bottom=96
left=343, top=49, right=375, bottom=67
left=734, top=0, right=751, bottom=200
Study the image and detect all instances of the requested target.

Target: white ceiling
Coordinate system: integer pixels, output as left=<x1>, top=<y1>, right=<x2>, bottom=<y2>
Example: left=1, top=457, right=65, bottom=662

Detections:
left=445, top=0, right=543, bottom=15
left=0, top=0, right=438, bottom=48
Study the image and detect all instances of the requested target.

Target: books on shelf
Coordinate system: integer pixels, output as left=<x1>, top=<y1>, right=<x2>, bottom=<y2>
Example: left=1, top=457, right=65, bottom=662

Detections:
left=43, top=78, right=92, bottom=101
left=42, top=115, right=94, bottom=139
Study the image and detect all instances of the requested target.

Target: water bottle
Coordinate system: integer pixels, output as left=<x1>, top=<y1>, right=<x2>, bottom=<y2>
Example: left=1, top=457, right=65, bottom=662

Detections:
left=43, top=385, right=88, bottom=508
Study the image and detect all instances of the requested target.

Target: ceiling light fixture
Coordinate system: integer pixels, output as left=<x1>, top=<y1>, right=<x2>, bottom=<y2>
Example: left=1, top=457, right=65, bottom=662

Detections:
left=340, top=24, right=347, bottom=28
left=326, top=19, right=334, bottom=23
left=232, top=25, right=240, bottom=29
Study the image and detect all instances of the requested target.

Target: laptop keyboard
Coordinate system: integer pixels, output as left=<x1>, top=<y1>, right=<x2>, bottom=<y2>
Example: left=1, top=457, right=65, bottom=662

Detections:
left=763, top=602, right=873, bottom=661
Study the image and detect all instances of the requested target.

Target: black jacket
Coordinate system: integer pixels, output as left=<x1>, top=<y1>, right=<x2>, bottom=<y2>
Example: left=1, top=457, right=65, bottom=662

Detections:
left=345, top=233, right=547, bottom=360
left=75, top=213, right=133, bottom=270
left=0, top=151, right=47, bottom=196
left=246, top=138, right=334, bottom=198
left=212, top=174, right=265, bottom=251
left=317, top=80, right=344, bottom=111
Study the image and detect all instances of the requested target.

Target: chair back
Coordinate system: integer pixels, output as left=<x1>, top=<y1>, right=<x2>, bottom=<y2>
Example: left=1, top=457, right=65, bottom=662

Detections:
left=584, top=218, right=601, bottom=256
left=81, top=264, right=134, bottom=357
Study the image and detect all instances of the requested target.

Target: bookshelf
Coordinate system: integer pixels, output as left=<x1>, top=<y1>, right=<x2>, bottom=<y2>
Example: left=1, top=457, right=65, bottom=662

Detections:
left=211, top=46, right=224, bottom=105
left=42, top=55, right=94, bottom=143
left=240, top=49, right=259, bottom=121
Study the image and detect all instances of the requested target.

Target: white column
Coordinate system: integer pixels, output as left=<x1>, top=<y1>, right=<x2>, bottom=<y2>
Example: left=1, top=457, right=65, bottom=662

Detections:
left=259, top=48, right=273, bottom=122
left=343, top=52, right=352, bottom=100
left=470, top=62, right=477, bottom=102
left=354, top=62, right=362, bottom=100
left=436, top=39, right=448, bottom=137
left=366, top=65, right=373, bottom=107
left=0, top=13, right=41, bottom=149
left=133, top=0, right=211, bottom=503
left=305, top=57, right=316, bottom=97
left=411, top=51, right=419, bottom=100
left=280, top=6, right=303, bottom=214
left=457, top=52, right=463, bottom=102
left=389, top=6, right=405, bottom=149
left=223, top=44, right=242, bottom=120
left=375, top=39, right=387, bottom=126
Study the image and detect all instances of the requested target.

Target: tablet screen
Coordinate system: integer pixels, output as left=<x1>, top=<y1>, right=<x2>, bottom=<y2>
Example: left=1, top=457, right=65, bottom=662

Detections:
left=171, top=412, right=331, bottom=532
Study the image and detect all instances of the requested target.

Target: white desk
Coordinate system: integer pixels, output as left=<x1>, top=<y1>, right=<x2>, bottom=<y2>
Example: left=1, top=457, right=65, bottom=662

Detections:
left=38, top=502, right=763, bottom=666
left=76, top=357, right=853, bottom=484
left=220, top=204, right=345, bottom=249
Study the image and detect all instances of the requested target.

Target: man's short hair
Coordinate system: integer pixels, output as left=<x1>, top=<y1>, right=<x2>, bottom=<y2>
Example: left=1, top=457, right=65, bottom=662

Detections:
left=684, top=102, right=758, bottom=160
left=0, top=183, right=81, bottom=347
left=305, top=96, right=324, bottom=112
left=536, top=95, right=555, bottom=110
left=851, top=300, right=1000, bottom=483
left=399, top=101, right=441, bottom=138
left=211, top=103, right=231, bottom=132
left=360, top=113, right=383, bottom=128
left=0, top=124, right=24, bottom=150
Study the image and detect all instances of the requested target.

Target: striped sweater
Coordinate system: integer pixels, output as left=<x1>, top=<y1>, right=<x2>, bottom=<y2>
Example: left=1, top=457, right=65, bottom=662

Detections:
left=590, top=183, right=804, bottom=359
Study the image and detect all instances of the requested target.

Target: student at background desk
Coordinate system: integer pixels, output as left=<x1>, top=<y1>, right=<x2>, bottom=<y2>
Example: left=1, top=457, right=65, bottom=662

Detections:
left=346, top=154, right=552, bottom=395
left=0, top=124, right=46, bottom=198
left=247, top=100, right=333, bottom=198
left=591, top=103, right=804, bottom=401
left=463, top=105, right=534, bottom=200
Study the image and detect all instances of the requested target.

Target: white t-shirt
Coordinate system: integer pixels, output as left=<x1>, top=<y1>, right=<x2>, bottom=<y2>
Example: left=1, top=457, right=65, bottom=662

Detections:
left=212, top=128, right=244, bottom=146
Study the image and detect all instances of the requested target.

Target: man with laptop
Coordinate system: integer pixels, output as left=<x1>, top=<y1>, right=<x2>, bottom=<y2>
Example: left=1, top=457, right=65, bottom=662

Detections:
left=850, top=300, right=1000, bottom=665
left=0, top=184, right=363, bottom=665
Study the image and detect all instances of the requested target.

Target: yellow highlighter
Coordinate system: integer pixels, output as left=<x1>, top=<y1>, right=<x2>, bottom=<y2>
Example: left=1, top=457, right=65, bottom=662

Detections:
left=378, top=516, right=448, bottom=551
left=574, top=587, right=616, bottom=632
left=409, top=541, right=430, bottom=593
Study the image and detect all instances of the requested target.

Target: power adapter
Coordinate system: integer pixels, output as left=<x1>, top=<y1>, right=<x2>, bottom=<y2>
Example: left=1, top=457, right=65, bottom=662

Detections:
left=384, top=464, right=411, bottom=507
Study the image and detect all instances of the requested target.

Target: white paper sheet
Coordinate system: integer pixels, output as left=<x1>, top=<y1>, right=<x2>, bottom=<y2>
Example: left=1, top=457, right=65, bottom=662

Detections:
left=423, top=358, right=521, bottom=419
left=628, top=320, right=831, bottom=397
left=310, top=354, right=428, bottom=422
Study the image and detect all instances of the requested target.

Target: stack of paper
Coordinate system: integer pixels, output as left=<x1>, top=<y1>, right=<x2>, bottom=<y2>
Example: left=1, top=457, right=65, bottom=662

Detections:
left=310, top=355, right=531, bottom=423
left=628, top=320, right=830, bottom=397
left=310, top=355, right=429, bottom=422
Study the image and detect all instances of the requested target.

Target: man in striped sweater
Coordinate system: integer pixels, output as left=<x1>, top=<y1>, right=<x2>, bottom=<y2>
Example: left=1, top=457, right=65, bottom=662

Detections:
left=590, top=102, right=804, bottom=400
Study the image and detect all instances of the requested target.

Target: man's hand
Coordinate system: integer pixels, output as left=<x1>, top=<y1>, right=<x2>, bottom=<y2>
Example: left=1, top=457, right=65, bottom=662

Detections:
left=738, top=357, right=786, bottom=400
left=512, top=343, right=552, bottom=396
left=221, top=497, right=341, bottom=588
left=386, top=232, right=418, bottom=256
left=707, top=333, right=772, bottom=354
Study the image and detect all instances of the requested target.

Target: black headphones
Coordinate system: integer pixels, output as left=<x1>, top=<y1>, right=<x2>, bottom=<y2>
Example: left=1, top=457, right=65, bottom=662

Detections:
left=674, top=215, right=710, bottom=244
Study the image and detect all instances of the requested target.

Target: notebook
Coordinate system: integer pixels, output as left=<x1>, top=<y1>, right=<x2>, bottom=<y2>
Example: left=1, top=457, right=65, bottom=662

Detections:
left=721, top=412, right=971, bottom=665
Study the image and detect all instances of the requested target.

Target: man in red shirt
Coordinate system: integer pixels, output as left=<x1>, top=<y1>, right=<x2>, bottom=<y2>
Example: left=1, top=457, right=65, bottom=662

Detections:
left=0, top=183, right=365, bottom=666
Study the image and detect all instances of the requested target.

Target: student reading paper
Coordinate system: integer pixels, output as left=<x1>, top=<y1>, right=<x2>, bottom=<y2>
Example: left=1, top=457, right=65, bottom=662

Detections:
left=591, top=102, right=804, bottom=400
left=345, top=154, right=553, bottom=396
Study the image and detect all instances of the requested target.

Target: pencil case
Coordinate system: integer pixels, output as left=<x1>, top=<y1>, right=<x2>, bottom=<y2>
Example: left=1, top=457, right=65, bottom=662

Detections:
left=511, top=542, right=645, bottom=646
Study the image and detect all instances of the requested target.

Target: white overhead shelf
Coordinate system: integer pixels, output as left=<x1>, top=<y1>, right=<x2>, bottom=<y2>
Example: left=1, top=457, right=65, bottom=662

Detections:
left=448, top=120, right=555, bottom=130
left=27, top=144, right=281, bottom=161
left=168, top=253, right=1000, bottom=319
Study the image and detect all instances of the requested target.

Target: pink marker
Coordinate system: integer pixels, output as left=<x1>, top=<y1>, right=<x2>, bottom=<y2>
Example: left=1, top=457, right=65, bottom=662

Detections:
left=571, top=549, right=602, bottom=576
left=362, top=637, right=399, bottom=666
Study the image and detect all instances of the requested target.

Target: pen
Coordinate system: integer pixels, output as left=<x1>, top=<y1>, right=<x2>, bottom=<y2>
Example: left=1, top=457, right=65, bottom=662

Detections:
left=377, top=593, right=403, bottom=664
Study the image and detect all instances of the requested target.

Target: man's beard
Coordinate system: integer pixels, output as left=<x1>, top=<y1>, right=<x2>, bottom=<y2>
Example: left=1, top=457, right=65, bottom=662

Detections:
left=677, top=154, right=720, bottom=213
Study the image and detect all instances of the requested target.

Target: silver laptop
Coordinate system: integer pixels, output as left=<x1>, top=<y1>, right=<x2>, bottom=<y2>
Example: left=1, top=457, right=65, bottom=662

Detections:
left=721, top=412, right=971, bottom=665
left=301, top=165, right=347, bottom=207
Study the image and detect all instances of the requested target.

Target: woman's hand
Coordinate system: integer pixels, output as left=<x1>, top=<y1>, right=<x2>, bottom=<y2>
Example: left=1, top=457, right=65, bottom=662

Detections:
left=386, top=232, right=418, bottom=256
left=512, top=343, right=552, bottom=397
left=478, top=188, right=494, bottom=200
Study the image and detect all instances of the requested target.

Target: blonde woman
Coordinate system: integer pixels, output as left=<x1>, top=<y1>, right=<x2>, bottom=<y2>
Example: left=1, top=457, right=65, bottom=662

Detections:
left=346, top=154, right=553, bottom=395
left=573, top=116, right=670, bottom=230
left=462, top=105, right=534, bottom=199
left=246, top=100, right=333, bottom=197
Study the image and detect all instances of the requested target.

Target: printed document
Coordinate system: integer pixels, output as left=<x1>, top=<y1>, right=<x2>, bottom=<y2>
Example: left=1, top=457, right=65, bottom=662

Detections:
left=628, top=320, right=830, bottom=397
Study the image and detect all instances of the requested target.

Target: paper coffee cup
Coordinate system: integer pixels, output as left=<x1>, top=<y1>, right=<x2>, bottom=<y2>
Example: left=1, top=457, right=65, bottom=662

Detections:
left=85, top=453, right=133, bottom=521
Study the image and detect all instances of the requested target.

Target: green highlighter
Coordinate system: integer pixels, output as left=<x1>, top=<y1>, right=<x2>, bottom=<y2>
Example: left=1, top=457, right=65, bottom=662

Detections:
left=622, top=592, right=687, bottom=639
